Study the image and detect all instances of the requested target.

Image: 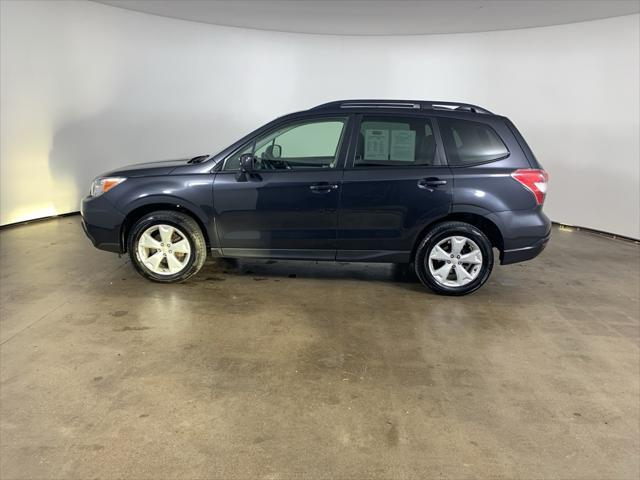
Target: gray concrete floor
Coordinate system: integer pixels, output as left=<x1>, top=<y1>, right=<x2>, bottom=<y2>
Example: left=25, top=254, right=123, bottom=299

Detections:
left=0, top=216, right=638, bottom=479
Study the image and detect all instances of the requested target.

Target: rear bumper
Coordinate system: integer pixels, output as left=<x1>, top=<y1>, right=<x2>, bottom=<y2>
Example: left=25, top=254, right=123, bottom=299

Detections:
left=80, top=195, right=125, bottom=253
left=486, top=208, right=551, bottom=265
left=501, top=231, right=550, bottom=264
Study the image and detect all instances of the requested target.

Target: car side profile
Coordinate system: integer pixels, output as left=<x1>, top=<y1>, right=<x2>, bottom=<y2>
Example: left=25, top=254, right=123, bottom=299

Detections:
left=81, top=100, right=550, bottom=295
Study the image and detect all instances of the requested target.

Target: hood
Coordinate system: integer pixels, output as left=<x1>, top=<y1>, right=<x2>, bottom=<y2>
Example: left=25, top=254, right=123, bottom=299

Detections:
left=99, top=158, right=191, bottom=178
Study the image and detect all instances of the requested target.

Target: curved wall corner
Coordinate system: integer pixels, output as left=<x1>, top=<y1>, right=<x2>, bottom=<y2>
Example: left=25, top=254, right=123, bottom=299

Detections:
left=1, top=1, right=638, bottom=238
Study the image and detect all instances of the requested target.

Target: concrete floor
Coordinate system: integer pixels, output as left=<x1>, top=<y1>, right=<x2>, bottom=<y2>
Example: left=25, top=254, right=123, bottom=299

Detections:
left=0, top=216, right=638, bottom=479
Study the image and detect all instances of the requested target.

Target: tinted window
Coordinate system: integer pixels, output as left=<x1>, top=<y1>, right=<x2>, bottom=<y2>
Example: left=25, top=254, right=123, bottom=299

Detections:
left=355, top=116, right=436, bottom=167
left=439, top=118, right=509, bottom=165
left=223, top=118, right=347, bottom=171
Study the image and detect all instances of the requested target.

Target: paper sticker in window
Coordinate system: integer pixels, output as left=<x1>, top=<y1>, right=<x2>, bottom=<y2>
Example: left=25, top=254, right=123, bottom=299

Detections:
left=390, top=130, right=415, bottom=162
left=364, top=129, right=389, bottom=161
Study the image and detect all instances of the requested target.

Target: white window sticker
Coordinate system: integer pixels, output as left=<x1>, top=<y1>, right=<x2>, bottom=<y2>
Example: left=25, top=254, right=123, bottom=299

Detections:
left=390, top=130, right=415, bottom=162
left=364, top=129, right=389, bottom=161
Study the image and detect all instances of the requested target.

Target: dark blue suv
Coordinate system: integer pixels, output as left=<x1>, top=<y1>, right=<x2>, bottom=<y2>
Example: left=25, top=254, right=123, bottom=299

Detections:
left=81, top=100, right=550, bottom=295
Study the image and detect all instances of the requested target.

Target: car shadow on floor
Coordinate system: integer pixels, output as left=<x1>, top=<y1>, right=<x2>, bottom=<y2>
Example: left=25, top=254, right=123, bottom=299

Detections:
left=194, top=257, right=426, bottom=290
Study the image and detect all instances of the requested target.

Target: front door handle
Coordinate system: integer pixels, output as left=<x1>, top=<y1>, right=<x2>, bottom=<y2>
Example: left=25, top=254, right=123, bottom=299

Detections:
left=310, top=183, right=339, bottom=193
left=418, top=177, right=447, bottom=190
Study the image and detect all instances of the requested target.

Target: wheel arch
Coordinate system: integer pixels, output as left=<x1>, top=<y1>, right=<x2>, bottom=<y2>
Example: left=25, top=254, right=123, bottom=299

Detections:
left=120, top=203, right=211, bottom=253
left=411, top=213, right=504, bottom=262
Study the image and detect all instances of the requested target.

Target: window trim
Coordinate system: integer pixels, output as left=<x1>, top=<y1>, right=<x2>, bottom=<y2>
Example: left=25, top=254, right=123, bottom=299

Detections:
left=220, top=115, right=351, bottom=173
left=436, top=117, right=511, bottom=167
left=345, top=113, right=448, bottom=170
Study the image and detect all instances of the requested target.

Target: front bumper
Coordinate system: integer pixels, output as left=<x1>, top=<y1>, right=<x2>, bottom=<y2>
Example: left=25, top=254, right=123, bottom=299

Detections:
left=80, top=194, right=125, bottom=253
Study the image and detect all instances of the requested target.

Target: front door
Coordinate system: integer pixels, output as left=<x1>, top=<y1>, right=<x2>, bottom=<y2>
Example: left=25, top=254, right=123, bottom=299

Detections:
left=213, top=115, right=351, bottom=260
left=337, top=114, right=453, bottom=262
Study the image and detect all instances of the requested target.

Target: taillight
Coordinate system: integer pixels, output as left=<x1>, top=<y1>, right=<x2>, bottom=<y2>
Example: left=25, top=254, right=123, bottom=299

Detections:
left=511, top=169, right=548, bottom=205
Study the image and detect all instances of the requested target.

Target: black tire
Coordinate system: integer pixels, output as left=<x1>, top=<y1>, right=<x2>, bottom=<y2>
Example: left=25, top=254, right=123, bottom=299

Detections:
left=414, top=221, right=494, bottom=296
left=127, top=210, right=207, bottom=283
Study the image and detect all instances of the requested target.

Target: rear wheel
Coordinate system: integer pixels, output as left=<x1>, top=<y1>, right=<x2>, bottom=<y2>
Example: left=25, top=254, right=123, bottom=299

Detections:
left=127, top=210, right=207, bottom=282
left=414, top=221, right=493, bottom=296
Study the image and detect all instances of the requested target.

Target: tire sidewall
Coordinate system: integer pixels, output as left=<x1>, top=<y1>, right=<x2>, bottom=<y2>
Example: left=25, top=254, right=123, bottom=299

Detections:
left=415, top=223, right=494, bottom=296
left=128, top=213, right=201, bottom=283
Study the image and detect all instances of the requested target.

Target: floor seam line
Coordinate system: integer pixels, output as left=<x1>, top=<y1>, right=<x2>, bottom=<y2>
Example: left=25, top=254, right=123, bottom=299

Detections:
left=0, top=299, right=69, bottom=346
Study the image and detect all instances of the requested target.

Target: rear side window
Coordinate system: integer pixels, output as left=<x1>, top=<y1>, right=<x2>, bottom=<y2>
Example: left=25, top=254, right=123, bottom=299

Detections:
left=355, top=116, right=437, bottom=167
left=439, top=118, right=509, bottom=165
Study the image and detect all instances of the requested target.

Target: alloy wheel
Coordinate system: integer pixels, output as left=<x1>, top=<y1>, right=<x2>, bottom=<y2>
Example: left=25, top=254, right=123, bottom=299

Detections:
left=427, top=235, right=483, bottom=287
left=137, top=224, right=191, bottom=275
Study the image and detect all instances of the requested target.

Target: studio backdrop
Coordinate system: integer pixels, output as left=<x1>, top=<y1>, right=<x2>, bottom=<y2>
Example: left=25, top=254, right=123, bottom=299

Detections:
left=1, top=1, right=638, bottom=238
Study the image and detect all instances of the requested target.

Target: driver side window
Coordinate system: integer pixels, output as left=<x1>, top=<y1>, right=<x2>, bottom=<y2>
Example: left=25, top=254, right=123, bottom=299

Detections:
left=223, top=117, right=347, bottom=171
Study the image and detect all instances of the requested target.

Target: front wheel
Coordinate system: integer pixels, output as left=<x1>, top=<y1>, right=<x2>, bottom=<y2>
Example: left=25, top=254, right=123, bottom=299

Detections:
left=127, top=210, right=207, bottom=283
left=414, top=221, right=494, bottom=296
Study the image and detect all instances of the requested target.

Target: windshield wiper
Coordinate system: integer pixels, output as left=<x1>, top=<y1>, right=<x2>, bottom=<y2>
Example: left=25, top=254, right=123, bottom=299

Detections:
left=188, top=155, right=210, bottom=164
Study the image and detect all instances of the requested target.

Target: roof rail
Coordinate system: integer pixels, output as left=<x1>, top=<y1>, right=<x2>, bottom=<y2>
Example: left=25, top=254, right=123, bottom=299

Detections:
left=311, top=99, right=492, bottom=114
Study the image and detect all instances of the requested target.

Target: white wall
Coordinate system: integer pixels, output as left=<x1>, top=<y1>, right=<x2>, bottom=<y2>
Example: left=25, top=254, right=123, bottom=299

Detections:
left=2, top=1, right=639, bottom=238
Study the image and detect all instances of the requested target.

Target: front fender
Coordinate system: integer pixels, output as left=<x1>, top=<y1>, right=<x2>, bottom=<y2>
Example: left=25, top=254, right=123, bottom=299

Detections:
left=106, top=175, right=216, bottom=246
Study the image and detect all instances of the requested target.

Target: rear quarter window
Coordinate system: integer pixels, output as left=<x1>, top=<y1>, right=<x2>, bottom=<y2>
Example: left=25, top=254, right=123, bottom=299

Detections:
left=438, top=118, right=509, bottom=166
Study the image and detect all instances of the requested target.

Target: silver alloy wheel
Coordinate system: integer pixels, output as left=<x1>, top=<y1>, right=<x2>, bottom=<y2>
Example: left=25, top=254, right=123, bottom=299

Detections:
left=427, top=235, right=483, bottom=287
left=136, top=224, right=191, bottom=275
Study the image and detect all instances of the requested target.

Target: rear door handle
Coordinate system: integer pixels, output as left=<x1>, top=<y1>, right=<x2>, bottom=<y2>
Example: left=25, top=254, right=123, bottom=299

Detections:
left=309, top=183, right=339, bottom=193
left=418, top=177, right=447, bottom=189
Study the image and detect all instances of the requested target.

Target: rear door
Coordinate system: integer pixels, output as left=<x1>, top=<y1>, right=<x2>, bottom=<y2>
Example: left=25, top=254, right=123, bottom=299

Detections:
left=337, top=113, right=453, bottom=262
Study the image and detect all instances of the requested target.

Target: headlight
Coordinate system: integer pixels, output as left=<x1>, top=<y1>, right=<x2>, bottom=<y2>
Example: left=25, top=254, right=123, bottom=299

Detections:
left=90, top=177, right=126, bottom=197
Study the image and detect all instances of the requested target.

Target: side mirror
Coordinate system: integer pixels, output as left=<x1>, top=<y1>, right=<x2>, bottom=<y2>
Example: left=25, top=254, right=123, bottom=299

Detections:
left=271, top=144, right=282, bottom=159
left=239, top=153, right=256, bottom=173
